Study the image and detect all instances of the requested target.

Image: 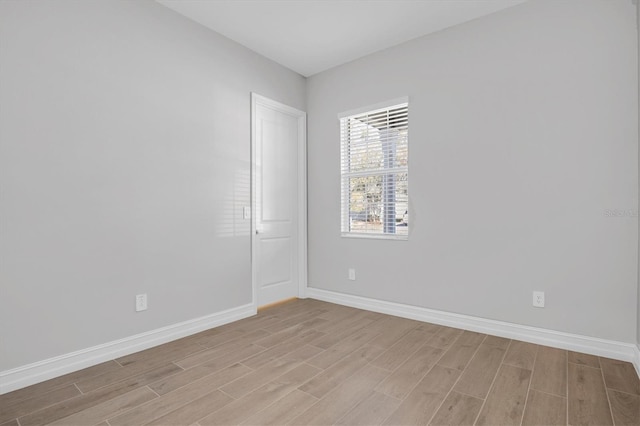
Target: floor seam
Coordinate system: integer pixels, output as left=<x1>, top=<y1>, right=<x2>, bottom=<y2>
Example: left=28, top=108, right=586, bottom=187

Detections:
left=426, top=334, right=487, bottom=425
left=471, top=338, right=512, bottom=425
left=519, top=345, right=539, bottom=426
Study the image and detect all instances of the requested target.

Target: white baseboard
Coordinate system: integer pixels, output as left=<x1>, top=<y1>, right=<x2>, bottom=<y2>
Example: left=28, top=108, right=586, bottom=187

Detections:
left=0, top=303, right=256, bottom=395
left=307, top=287, right=639, bottom=369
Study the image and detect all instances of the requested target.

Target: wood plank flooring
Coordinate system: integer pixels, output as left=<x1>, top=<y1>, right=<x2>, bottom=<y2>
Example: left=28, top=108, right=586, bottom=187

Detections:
left=1, top=299, right=639, bottom=425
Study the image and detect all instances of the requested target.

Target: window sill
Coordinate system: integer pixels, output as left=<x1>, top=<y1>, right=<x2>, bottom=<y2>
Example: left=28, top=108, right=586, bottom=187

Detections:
left=341, top=232, right=408, bottom=241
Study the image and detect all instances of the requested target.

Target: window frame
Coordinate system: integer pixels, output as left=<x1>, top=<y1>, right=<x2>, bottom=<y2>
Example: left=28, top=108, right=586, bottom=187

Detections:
left=339, top=97, right=409, bottom=240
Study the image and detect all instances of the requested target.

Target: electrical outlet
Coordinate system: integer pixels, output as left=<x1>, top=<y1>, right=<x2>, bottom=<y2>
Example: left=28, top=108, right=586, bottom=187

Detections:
left=136, top=294, right=148, bottom=312
left=532, top=291, right=545, bottom=308
left=243, top=206, right=251, bottom=220
left=348, top=268, right=356, bottom=281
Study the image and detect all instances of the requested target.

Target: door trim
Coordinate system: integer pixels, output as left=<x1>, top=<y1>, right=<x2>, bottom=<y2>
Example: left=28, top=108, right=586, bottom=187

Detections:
left=250, top=93, right=307, bottom=309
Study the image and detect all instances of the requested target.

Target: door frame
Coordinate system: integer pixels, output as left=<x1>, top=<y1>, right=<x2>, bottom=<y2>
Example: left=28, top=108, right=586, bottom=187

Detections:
left=250, top=93, right=307, bottom=309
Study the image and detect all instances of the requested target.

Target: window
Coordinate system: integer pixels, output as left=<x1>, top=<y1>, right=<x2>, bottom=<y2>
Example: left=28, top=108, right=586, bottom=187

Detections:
left=340, top=98, right=409, bottom=239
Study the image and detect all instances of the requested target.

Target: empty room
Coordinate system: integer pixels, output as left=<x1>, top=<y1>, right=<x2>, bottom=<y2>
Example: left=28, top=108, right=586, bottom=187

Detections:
left=1, top=0, right=639, bottom=425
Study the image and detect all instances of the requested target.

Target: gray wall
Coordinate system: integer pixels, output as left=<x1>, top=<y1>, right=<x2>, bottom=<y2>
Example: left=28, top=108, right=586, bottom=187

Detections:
left=307, top=0, right=638, bottom=343
left=0, top=0, right=305, bottom=371
left=637, top=0, right=640, bottom=348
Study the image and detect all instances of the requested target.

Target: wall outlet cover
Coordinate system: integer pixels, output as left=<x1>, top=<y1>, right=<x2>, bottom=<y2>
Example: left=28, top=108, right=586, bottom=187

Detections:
left=136, top=294, right=148, bottom=312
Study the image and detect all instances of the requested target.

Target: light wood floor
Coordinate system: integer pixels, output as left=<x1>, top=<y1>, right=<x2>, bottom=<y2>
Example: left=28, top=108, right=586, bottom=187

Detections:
left=1, top=299, right=639, bottom=426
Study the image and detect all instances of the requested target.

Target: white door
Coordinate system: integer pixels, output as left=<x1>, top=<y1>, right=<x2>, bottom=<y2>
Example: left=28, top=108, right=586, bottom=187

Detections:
left=251, top=94, right=306, bottom=308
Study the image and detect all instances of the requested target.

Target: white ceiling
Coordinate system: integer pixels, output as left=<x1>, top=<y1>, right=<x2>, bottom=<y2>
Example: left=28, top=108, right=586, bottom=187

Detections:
left=157, top=0, right=526, bottom=77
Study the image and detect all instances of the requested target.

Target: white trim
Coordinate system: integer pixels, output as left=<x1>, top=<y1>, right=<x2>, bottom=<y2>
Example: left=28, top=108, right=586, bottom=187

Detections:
left=0, top=303, right=255, bottom=395
left=251, top=94, right=258, bottom=308
left=297, top=106, right=308, bottom=300
left=341, top=232, right=408, bottom=241
left=307, top=287, right=639, bottom=365
left=250, top=93, right=308, bottom=307
left=337, top=96, right=409, bottom=119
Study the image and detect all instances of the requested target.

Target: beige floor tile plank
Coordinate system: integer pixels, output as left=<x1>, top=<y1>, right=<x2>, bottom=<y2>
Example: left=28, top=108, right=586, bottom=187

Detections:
left=475, top=364, right=532, bottom=426
left=108, top=361, right=252, bottom=426
left=148, top=362, right=252, bottom=396
left=0, top=361, right=121, bottom=408
left=502, top=340, right=538, bottom=370
left=240, top=333, right=320, bottom=370
left=482, top=335, right=511, bottom=349
left=49, top=386, right=157, bottom=426
left=414, top=322, right=444, bottom=335
left=568, top=362, right=613, bottom=425
left=18, top=363, right=182, bottom=426
left=199, top=328, right=271, bottom=349
left=239, top=389, right=317, bottom=426
left=299, top=344, right=385, bottom=399
left=293, top=329, right=327, bottom=346
left=530, top=346, right=567, bottom=397
left=200, top=363, right=322, bottom=425
left=371, top=329, right=435, bottom=371
left=364, top=311, right=391, bottom=322
left=521, top=389, right=566, bottom=426
left=309, top=315, right=379, bottom=349
left=315, top=305, right=366, bottom=324
left=0, top=420, right=19, bottom=426
left=425, top=327, right=464, bottom=350
left=173, top=342, right=241, bottom=370
left=274, top=315, right=329, bottom=335
left=318, top=305, right=363, bottom=321
left=453, top=342, right=507, bottom=399
left=599, top=357, right=640, bottom=395
left=0, top=384, right=81, bottom=424
left=307, top=326, right=385, bottom=370
left=261, top=309, right=328, bottom=334
left=192, top=329, right=247, bottom=349
left=290, top=364, right=390, bottom=426
left=232, top=315, right=284, bottom=332
left=145, top=390, right=233, bottom=426
left=436, top=331, right=486, bottom=371
left=367, top=317, right=421, bottom=349
left=375, top=345, right=444, bottom=400
left=115, top=339, right=204, bottom=369
left=253, top=319, right=326, bottom=349
left=76, top=359, right=185, bottom=393
left=383, top=365, right=461, bottom=426
left=568, top=351, right=600, bottom=368
left=296, top=329, right=326, bottom=346
left=176, top=342, right=265, bottom=370
left=220, top=345, right=321, bottom=399
left=608, top=389, right=640, bottom=426
left=429, top=391, right=483, bottom=426
left=314, top=311, right=376, bottom=334
left=336, top=390, right=402, bottom=426
left=254, top=301, right=300, bottom=319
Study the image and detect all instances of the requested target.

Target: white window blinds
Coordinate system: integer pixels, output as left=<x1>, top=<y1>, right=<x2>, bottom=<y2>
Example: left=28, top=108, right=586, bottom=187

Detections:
left=340, top=100, right=409, bottom=238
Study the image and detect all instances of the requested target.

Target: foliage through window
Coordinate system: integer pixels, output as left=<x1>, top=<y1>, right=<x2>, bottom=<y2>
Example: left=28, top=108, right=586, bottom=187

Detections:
left=340, top=99, right=408, bottom=238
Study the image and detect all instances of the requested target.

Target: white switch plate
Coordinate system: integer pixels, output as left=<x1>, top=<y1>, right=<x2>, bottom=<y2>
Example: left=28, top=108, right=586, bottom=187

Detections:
left=243, top=206, right=251, bottom=220
left=136, top=294, right=148, bottom=312
left=348, top=268, right=356, bottom=281
left=533, top=291, right=545, bottom=308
